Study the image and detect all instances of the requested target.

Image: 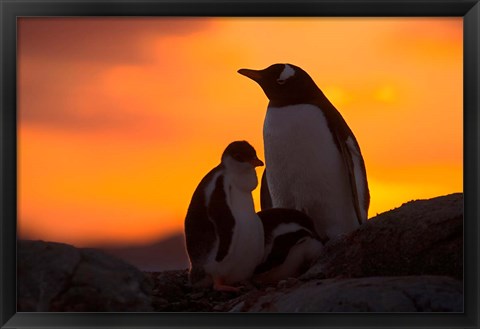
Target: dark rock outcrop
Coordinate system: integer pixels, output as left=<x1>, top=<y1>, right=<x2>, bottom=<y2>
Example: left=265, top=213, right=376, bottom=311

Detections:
left=18, top=240, right=154, bottom=312
left=303, top=193, right=463, bottom=280
left=17, top=240, right=82, bottom=311
left=221, top=276, right=463, bottom=312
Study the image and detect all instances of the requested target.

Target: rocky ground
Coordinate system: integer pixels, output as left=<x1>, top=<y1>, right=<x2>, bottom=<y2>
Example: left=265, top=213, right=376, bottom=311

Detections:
left=146, top=269, right=245, bottom=312
left=146, top=271, right=462, bottom=312
left=17, top=193, right=463, bottom=312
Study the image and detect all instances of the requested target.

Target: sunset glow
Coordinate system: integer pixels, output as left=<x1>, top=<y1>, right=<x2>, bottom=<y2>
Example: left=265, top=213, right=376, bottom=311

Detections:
left=18, top=17, right=463, bottom=246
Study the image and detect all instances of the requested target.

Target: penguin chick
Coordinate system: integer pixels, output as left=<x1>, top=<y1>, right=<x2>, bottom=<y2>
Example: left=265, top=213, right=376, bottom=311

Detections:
left=253, top=208, right=324, bottom=284
left=238, top=63, right=370, bottom=240
left=184, top=141, right=265, bottom=292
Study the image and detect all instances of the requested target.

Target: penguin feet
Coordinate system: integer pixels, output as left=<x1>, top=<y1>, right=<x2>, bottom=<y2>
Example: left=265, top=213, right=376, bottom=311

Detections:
left=213, top=278, right=241, bottom=293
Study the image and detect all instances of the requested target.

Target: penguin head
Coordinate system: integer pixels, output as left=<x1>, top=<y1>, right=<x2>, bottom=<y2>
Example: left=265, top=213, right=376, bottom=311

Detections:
left=221, top=141, right=263, bottom=191
left=222, top=141, right=264, bottom=169
left=238, top=63, right=321, bottom=106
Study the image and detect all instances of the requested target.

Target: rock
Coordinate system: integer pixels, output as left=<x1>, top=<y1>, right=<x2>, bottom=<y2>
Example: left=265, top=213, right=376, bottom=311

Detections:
left=18, top=240, right=154, bottom=311
left=17, top=193, right=464, bottom=313
left=276, top=277, right=300, bottom=289
left=303, top=193, right=463, bottom=280
left=225, top=276, right=463, bottom=312
left=147, top=270, right=190, bottom=302
left=17, top=240, right=82, bottom=311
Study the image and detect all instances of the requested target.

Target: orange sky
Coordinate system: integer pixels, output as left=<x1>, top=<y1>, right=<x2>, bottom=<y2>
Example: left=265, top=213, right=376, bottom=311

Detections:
left=17, top=17, right=463, bottom=247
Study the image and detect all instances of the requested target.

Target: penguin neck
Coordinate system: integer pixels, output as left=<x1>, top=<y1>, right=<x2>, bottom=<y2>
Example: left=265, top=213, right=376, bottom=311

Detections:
left=267, top=88, right=331, bottom=109
left=222, top=169, right=257, bottom=218
left=224, top=168, right=258, bottom=196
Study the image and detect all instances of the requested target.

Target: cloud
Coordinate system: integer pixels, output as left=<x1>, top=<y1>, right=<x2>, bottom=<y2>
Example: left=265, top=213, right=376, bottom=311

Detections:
left=18, top=60, right=179, bottom=142
left=17, top=17, right=214, bottom=135
left=18, top=17, right=212, bottom=64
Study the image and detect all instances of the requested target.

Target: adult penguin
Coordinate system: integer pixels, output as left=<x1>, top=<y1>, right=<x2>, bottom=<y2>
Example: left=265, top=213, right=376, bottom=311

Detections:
left=238, top=63, right=370, bottom=240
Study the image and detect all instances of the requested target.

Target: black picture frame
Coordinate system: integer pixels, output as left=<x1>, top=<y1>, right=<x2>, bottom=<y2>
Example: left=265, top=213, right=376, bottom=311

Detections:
left=1, top=0, right=478, bottom=328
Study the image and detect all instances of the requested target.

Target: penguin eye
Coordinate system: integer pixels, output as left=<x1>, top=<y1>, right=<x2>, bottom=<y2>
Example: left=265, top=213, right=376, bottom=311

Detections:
left=276, top=78, right=286, bottom=85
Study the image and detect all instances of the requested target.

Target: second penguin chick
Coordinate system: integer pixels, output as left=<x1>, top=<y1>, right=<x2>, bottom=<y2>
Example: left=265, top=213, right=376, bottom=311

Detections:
left=254, top=208, right=325, bottom=284
left=184, top=141, right=265, bottom=292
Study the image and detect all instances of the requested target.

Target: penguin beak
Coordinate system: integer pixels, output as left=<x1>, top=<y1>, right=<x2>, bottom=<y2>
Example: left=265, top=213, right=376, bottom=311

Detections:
left=251, top=157, right=264, bottom=167
left=238, top=68, right=263, bottom=82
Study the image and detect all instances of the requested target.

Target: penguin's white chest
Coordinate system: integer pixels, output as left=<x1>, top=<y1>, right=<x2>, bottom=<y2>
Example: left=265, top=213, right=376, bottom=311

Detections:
left=209, top=177, right=264, bottom=284
left=263, top=104, right=357, bottom=237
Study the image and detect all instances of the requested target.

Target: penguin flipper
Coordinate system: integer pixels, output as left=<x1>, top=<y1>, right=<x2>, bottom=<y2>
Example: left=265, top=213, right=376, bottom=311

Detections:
left=260, top=169, right=273, bottom=210
left=338, top=134, right=370, bottom=224
left=184, top=167, right=221, bottom=267
left=207, top=175, right=235, bottom=263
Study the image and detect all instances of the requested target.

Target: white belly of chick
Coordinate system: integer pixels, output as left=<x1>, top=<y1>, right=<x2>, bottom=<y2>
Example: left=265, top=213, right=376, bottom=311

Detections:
left=208, top=185, right=264, bottom=284
left=264, top=104, right=358, bottom=238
